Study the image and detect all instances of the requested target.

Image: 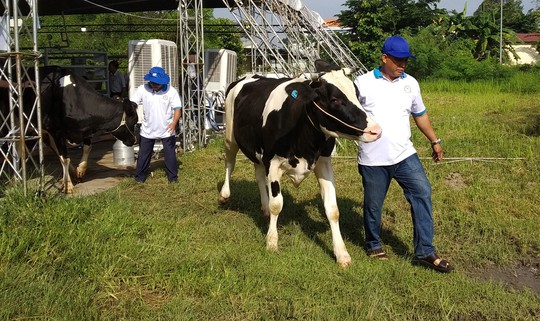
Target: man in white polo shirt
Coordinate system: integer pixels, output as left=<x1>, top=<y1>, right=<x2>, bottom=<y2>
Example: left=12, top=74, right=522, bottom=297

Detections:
left=130, top=66, right=182, bottom=183
left=354, top=35, right=453, bottom=273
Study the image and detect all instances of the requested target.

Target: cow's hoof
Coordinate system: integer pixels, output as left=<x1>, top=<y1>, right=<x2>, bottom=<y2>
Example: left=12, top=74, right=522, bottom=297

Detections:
left=337, top=256, right=352, bottom=268
left=59, top=182, right=74, bottom=194
left=76, top=165, right=87, bottom=179
left=266, top=236, right=278, bottom=252
left=218, top=195, right=229, bottom=204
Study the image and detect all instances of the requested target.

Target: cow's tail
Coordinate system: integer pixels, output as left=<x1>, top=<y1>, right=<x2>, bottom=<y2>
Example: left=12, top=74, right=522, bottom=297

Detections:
left=224, top=85, right=236, bottom=143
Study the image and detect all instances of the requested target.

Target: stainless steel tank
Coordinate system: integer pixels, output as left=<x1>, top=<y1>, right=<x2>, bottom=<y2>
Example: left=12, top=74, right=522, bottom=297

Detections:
left=112, top=139, right=135, bottom=166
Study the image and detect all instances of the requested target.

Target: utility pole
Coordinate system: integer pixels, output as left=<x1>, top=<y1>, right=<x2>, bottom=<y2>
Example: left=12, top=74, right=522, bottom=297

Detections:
left=499, top=0, right=503, bottom=64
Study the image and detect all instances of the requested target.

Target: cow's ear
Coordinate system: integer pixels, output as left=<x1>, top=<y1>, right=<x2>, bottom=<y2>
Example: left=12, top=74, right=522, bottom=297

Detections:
left=123, top=99, right=137, bottom=115
left=285, top=83, right=316, bottom=104
left=315, top=59, right=339, bottom=72
left=308, top=79, right=323, bottom=89
left=342, top=67, right=355, bottom=76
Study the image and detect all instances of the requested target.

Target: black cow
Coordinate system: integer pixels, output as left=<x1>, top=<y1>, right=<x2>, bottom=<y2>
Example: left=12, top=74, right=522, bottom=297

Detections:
left=218, top=60, right=382, bottom=267
left=31, top=67, right=137, bottom=193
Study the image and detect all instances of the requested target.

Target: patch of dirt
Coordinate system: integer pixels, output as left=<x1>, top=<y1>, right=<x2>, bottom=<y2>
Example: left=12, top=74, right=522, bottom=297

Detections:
left=445, top=172, right=467, bottom=189
left=523, top=113, right=540, bottom=137
left=468, top=258, right=540, bottom=295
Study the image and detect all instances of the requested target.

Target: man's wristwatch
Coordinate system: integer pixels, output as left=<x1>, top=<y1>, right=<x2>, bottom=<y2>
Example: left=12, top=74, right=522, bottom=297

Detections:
left=431, top=138, right=441, bottom=147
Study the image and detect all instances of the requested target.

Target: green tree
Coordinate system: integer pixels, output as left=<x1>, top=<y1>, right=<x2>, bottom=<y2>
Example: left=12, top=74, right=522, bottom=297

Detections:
left=405, top=25, right=517, bottom=81
left=36, top=11, right=178, bottom=55
left=204, top=17, right=245, bottom=75
left=204, top=18, right=243, bottom=53
left=339, top=0, right=444, bottom=68
left=32, top=11, right=243, bottom=68
left=475, top=0, right=539, bottom=32
left=470, top=12, right=512, bottom=60
left=425, top=6, right=519, bottom=61
left=339, top=0, right=386, bottom=68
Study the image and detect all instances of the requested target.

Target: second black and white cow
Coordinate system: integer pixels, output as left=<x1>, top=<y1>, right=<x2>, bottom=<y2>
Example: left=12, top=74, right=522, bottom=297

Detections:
left=36, top=67, right=138, bottom=193
left=218, top=60, right=382, bottom=267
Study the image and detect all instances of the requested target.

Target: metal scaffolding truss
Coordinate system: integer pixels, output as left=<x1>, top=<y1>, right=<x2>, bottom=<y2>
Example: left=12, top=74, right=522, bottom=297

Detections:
left=219, top=0, right=367, bottom=76
left=178, top=0, right=206, bottom=151
left=1, top=0, right=365, bottom=194
left=176, top=0, right=366, bottom=151
left=282, top=0, right=366, bottom=74
left=0, top=0, right=42, bottom=196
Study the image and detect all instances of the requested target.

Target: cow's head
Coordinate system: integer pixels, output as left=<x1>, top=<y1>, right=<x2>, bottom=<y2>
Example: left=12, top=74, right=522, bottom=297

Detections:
left=110, top=99, right=139, bottom=146
left=309, top=60, right=381, bottom=142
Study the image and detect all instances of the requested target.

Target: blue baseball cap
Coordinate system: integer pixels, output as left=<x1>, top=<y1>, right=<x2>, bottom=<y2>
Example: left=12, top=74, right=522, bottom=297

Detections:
left=144, top=66, right=170, bottom=85
left=382, top=35, right=416, bottom=59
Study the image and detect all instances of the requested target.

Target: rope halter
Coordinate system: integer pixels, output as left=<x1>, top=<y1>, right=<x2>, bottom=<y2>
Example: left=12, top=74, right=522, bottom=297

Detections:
left=311, top=101, right=370, bottom=134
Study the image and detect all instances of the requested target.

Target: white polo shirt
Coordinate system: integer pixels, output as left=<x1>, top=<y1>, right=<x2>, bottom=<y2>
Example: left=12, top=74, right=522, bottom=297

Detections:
left=354, top=68, right=426, bottom=166
left=130, top=83, right=182, bottom=139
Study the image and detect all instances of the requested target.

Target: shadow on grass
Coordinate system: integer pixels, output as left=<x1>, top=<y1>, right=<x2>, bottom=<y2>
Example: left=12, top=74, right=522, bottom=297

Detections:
left=218, top=178, right=410, bottom=262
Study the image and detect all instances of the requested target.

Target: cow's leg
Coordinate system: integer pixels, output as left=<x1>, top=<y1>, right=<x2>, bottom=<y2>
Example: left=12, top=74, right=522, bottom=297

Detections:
left=314, top=156, right=351, bottom=268
left=59, top=155, right=74, bottom=194
left=254, top=163, right=269, bottom=217
left=44, top=131, right=74, bottom=194
left=218, top=137, right=239, bottom=204
left=265, top=160, right=284, bottom=251
left=75, top=141, right=92, bottom=180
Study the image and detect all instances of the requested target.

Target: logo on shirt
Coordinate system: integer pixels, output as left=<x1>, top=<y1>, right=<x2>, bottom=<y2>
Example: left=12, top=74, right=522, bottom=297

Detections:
left=404, top=85, right=411, bottom=93
left=163, top=95, right=169, bottom=101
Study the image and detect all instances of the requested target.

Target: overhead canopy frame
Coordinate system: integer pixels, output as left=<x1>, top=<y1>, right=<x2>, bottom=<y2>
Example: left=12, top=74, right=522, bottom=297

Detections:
left=1, top=0, right=236, bottom=15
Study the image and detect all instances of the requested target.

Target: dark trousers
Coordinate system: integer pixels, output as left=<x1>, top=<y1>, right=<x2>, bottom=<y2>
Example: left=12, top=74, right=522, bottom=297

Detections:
left=358, top=154, right=435, bottom=258
left=135, top=135, right=178, bottom=182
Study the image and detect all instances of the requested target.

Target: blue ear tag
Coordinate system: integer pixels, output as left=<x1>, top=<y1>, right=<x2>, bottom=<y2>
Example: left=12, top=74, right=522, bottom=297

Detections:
left=291, top=89, right=298, bottom=99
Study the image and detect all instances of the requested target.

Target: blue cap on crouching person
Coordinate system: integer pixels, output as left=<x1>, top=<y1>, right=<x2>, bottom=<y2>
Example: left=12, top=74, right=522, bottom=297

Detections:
left=381, top=35, right=416, bottom=59
left=144, top=66, right=170, bottom=85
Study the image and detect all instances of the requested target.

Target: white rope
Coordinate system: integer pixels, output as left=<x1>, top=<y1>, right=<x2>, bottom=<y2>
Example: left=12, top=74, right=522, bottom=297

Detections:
left=334, top=156, right=526, bottom=166
left=424, top=157, right=525, bottom=161
left=312, top=101, right=369, bottom=133
left=332, top=156, right=525, bottom=161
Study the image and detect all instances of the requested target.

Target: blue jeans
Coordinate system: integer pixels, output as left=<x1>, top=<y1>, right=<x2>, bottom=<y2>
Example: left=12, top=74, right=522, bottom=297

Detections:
left=358, top=153, right=436, bottom=258
left=135, top=135, right=178, bottom=183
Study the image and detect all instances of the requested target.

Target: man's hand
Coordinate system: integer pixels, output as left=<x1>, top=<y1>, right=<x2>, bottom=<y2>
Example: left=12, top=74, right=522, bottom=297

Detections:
left=432, top=144, right=443, bottom=162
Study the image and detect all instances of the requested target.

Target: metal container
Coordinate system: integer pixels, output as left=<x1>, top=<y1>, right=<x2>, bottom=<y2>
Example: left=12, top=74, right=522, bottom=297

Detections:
left=112, top=139, right=135, bottom=166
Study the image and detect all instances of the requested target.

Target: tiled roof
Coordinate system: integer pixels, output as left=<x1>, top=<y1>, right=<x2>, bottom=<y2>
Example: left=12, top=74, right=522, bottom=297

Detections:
left=323, top=18, right=341, bottom=28
left=516, top=33, right=540, bottom=44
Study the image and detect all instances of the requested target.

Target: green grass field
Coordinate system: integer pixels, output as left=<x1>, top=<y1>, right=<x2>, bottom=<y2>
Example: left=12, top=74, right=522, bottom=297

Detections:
left=1, top=78, right=539, bottom=320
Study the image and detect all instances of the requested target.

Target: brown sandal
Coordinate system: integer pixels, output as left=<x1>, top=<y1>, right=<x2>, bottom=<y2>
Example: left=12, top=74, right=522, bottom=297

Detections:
left=367, top=248, right=389, bottom=260
left=415, top=253, right=454, bottom=273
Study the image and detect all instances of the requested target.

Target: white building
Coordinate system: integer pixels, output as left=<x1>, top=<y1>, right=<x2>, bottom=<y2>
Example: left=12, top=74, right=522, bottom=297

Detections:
left=509, top=33, right=540, bottom=65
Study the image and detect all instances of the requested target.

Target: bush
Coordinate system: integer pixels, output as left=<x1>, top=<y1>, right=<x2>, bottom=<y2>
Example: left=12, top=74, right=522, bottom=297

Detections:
left=405, top=29, right=479, bottom=80
left=405, top=29, right=539, bottom=83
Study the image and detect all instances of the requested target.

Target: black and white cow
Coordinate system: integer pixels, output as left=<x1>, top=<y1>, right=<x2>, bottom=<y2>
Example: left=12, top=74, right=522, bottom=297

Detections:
left=218, top=60, right=382, bottom=267
left=34, top=67, right=138, bottom=193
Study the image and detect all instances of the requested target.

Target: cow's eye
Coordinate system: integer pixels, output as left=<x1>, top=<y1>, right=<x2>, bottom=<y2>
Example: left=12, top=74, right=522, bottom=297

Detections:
left=330, top=98, right=338, bottom=103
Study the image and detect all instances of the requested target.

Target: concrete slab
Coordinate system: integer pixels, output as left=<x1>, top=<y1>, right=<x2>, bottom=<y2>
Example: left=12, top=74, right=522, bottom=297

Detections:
left=43, top=138, right=138, bottom=197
